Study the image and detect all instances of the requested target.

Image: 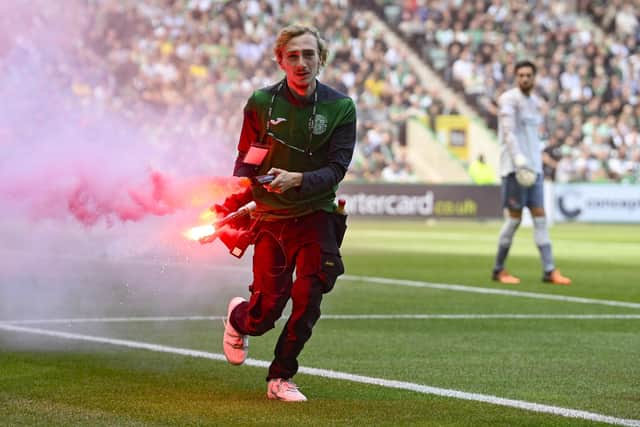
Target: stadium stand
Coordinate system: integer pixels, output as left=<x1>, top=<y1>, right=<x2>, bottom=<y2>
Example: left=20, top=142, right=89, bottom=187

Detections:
left=64, top=0, right=445, bottom=182
left=375, top=0, right=640, bottom=183
left=4, top=0, right=639, bottom=184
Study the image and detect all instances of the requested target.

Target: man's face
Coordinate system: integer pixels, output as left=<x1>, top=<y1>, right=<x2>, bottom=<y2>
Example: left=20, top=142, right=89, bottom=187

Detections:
left=516, top=66, right=535, bottom=93
left=278, top=33, right=320, bottom=92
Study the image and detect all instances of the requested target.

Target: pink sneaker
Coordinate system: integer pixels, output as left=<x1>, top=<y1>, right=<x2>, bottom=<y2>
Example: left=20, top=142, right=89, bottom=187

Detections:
left=222, top=297, right=248, bottom=365
left=267, top=378, right=307, bottom=402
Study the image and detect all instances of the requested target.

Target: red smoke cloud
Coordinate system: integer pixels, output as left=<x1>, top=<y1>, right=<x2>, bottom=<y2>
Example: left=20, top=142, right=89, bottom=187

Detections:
left=66, top=171, right=248, bottom=227
left=0, top=1, right=243, bottom=230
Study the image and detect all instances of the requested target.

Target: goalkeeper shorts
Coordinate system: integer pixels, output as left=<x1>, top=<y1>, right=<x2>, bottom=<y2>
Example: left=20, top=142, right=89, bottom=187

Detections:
left=501, top=172, right=544, bottom=211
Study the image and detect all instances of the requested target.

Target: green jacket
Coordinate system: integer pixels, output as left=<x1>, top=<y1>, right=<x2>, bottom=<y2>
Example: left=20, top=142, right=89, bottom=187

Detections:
left=234, top=79, right=357, bottom=220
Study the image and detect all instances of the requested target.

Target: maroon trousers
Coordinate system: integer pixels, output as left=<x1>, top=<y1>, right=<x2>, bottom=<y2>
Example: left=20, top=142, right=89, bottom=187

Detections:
left=229, top=210, right=344, bottom=381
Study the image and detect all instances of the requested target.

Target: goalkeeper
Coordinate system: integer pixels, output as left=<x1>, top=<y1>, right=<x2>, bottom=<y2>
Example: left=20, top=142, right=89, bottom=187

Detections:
left=492, top=60, right=571, bottom=286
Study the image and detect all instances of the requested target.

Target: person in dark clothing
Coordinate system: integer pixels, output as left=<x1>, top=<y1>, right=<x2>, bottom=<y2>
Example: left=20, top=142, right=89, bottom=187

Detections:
left=542, top=133, right=566, bottom=181
left=219, top=24, right=356, bottom=402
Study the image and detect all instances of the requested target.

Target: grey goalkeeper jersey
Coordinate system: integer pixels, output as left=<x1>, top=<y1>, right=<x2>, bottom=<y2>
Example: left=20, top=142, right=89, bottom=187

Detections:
left=497, top=87, right=544, bottom=177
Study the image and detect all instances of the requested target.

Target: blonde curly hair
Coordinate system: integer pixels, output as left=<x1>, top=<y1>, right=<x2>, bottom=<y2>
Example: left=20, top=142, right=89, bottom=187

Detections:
left=273, top=24, right=328, bottom=67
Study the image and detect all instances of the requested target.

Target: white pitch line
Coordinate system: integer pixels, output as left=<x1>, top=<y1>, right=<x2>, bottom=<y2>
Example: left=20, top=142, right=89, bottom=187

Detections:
left=343, top=275, right=640, bottom=310
left=3, top=316, right=226, bottom=325
left=4, top=247, right=638, bottom=310
left=0, top=323, right=638, bottom=427
left=4, top=313, right=640, bottom=325
left=324, top=314, right=640, bottom=319
left=353, top=230, right=640, bottom=250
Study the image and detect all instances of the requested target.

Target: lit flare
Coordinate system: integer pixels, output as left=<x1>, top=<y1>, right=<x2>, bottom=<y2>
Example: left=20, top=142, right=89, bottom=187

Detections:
left=183, top=224, right=216, bottom=241
left=199, top=209, right=216, bottom=221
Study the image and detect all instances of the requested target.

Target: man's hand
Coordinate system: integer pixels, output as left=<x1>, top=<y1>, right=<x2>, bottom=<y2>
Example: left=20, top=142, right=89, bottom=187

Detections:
left=212, top=203, right=232, bottom=220
left=210, top=188, right=253, bottom=229
left=515, top=166, right=537, bottom=187
left=210, top=187, right=252, bottom=213
left=264, top=168, right=303, bottom=193
left=513, top=153, right=535, bottom=187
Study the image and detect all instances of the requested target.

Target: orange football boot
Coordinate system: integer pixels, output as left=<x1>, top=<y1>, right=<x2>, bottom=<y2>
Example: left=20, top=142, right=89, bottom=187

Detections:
left=543, top=269, right=572, bottom=285
left=492, top=269, right=521, bottom=284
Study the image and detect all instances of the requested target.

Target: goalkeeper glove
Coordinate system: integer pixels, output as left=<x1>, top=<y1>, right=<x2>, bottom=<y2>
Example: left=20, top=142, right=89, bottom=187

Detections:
left=513, top=153, right=536, bottom=187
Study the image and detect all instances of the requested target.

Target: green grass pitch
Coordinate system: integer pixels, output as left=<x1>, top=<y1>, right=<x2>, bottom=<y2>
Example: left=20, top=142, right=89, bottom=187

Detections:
left=1, top=220, right=639, bottom=426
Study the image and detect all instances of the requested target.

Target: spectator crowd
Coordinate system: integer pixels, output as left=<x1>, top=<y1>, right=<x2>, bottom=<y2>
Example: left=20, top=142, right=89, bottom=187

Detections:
left=387, top=0, right=640, bottom=183
left=7, top=0, right=446, bottom=182
left=4, top=0, right=640, bottom=184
